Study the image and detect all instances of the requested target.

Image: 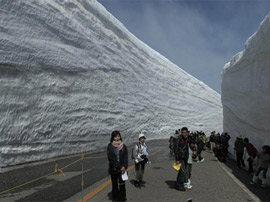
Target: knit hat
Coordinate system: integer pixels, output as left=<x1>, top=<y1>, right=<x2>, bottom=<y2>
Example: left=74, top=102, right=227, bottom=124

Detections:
left=139, top=133, right=146, bottom=139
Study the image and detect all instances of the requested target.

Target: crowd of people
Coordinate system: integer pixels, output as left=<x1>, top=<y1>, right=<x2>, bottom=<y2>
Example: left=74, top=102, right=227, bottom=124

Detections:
left=106, top=129, right=270, bottom=201
left=209, top=131, right=231, bottom=162
left=232, top=134, right=270, bottom=188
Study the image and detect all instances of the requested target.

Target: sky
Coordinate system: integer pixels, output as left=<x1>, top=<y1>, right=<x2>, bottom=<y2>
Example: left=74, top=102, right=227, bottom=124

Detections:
left=98, top=0, right=270, bottom=93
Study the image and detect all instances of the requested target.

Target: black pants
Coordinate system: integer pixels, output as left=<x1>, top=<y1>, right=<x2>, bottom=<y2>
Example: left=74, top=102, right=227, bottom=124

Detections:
left=247, top=157, right=254, bottom=172
left=176, top=160, right=187, bottom=187
left=223, top=146, right=229, bottom=159
left=197, top=148, right=203, bottom=161
left=255, top=167, right=268, bottom=178
left=135, top=162, right=145, bottom=182
left=236, top=152, right=245, bottom=168
left=110, top=174, right=126, bottom=201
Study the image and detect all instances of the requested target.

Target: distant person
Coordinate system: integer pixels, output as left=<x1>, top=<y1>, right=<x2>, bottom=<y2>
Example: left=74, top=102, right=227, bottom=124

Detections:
left=133, top=133, right=148, bottom=188
left=188, top=132, right=196, bottom=143
left=220, top=132, right=230, bottom=162
left=234, top=135, right=246, bottom=168
left=209, top=131, right=216, bottom=152
left=184, top=140, right=197, bottom=190
left=196, top=134, right=205, bottom=162
left=201, top=132, right=208, bottom=150
left=244, top=138, right=257, bottom=173
left=214, top=143, right=225, bottom=162
left=174, top=127, right=189, bottom=191
left=107, top=131, right=128, bottom=201
left=169, top=130, right=178, bottom=155
left=250, top=145, right=270, bottom=188
left=215, top=133, right=221, bottom=145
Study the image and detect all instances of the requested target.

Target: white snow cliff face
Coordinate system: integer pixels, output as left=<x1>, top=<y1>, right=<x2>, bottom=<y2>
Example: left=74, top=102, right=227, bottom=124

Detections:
left=0, top=0, right=222, bottom=167
left=222, top=12, right=270, bottom=154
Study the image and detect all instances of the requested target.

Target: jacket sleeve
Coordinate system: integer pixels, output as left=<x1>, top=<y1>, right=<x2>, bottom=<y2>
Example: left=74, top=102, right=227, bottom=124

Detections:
left=107, top=144, right=121, bottom=170
left=122, top=145, right=128, bottom=169
left=145, top=144, right=149, bottom=156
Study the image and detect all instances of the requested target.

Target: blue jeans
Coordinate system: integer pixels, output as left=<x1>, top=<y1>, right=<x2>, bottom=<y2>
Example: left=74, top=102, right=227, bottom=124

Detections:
left=176, top=160, right=187, bottom=187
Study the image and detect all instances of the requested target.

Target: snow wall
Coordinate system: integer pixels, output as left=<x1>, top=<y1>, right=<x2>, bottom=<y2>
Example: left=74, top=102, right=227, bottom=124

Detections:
left=222, top=12, right=270, bottom=180
left=0, top=0, right=222, bottom=167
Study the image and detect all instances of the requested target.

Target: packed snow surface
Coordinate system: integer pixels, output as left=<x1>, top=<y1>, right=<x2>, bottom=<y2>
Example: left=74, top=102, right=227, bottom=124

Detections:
left=222, top=12, right=270, bottom=154
left=0, top=0, right=222, bottom=167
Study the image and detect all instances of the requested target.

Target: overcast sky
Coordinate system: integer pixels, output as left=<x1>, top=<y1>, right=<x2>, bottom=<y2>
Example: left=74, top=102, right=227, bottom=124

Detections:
left=98, top=0, right=270, bottom=93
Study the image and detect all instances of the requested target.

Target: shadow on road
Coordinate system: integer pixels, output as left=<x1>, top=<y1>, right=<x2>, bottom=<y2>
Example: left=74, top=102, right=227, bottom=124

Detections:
left=165, top=180, right=175, bottom=189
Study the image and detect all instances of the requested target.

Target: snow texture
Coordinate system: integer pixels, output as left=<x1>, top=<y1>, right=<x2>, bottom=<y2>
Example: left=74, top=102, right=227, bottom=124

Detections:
left=0, top=0, right=222, bottom=167
left=222, top=11, right=270, bottom=181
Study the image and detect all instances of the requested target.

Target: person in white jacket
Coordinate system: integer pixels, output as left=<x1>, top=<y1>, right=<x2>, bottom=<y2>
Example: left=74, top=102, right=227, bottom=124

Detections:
left=133, top=133, right=148, bottom=188
left=250, top=145, right=270, bottom=188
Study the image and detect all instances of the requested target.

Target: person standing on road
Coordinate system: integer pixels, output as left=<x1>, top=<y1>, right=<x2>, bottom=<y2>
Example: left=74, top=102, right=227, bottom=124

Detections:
left=133, top=133, right=148, bottom=188
left=220, top=132, right=230, bottom=162
left=250, top=145, right=270, bottom=188
left=174, top=127, right=189, bottom=191
left=234, top=135, right=246, bottom=169
left=209, top=131, right=216, bottom=152
left=244, top=138, right=257, bottom=173
left=107, top=131, right=128, bottom=201
left=196, top=134, right=205, bottom=162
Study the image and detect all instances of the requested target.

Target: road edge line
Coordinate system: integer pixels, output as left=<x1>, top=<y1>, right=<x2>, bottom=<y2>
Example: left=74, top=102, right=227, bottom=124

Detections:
left=217, top=160, right=261, bottom=202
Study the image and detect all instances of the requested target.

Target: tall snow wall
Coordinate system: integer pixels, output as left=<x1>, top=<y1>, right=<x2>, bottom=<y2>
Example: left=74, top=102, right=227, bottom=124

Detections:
left=222, top=12, right=270, bottom=154
left=0, top=0, right=222, bottom=167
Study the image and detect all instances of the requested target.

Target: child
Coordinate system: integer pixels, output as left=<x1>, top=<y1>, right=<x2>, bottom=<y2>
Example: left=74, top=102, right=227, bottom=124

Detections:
left=250, top=145, right=270, bottom=188
left=184, top=140, right=197, bottom=189
left=133, top=133, right=148, bottom=188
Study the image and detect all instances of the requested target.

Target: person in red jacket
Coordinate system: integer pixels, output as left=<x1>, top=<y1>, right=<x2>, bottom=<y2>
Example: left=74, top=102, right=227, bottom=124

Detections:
left=244, top=138, right=258, bottom=173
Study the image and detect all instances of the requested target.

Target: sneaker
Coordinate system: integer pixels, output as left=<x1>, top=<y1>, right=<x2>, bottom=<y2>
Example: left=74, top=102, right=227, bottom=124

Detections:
left=200, top=158, right=205, bottom=162
left=186, top=184, right=192, bottom=190
left=184, top=183, right=189, bottom=188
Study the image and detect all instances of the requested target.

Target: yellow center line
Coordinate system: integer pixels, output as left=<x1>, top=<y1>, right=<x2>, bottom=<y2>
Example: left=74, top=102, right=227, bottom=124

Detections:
left=77, top=146, right=167, bottom=202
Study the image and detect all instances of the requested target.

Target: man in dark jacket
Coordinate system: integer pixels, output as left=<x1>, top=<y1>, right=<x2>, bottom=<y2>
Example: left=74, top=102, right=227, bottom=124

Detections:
left=174, top=127, right=189, bottom=191
left=234, top=135, right=246, bottom=168
left=220, top=132, right=231, bottom=162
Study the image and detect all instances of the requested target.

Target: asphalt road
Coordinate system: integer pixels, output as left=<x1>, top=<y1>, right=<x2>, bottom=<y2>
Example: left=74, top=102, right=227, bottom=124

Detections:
left=0, top=140, right=165, bottom=202
left=0, top=139, right=269, bottom=202
left=85, top=140, right=268, bottom=202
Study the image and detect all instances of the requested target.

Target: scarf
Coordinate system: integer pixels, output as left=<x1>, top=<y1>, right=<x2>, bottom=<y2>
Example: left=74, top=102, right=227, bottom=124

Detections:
left=112, top=140, right=124, bottom=151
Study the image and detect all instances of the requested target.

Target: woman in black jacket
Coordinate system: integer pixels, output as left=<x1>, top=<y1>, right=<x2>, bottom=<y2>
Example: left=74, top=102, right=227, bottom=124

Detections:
left=107, top=131, right=128, bottom=202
